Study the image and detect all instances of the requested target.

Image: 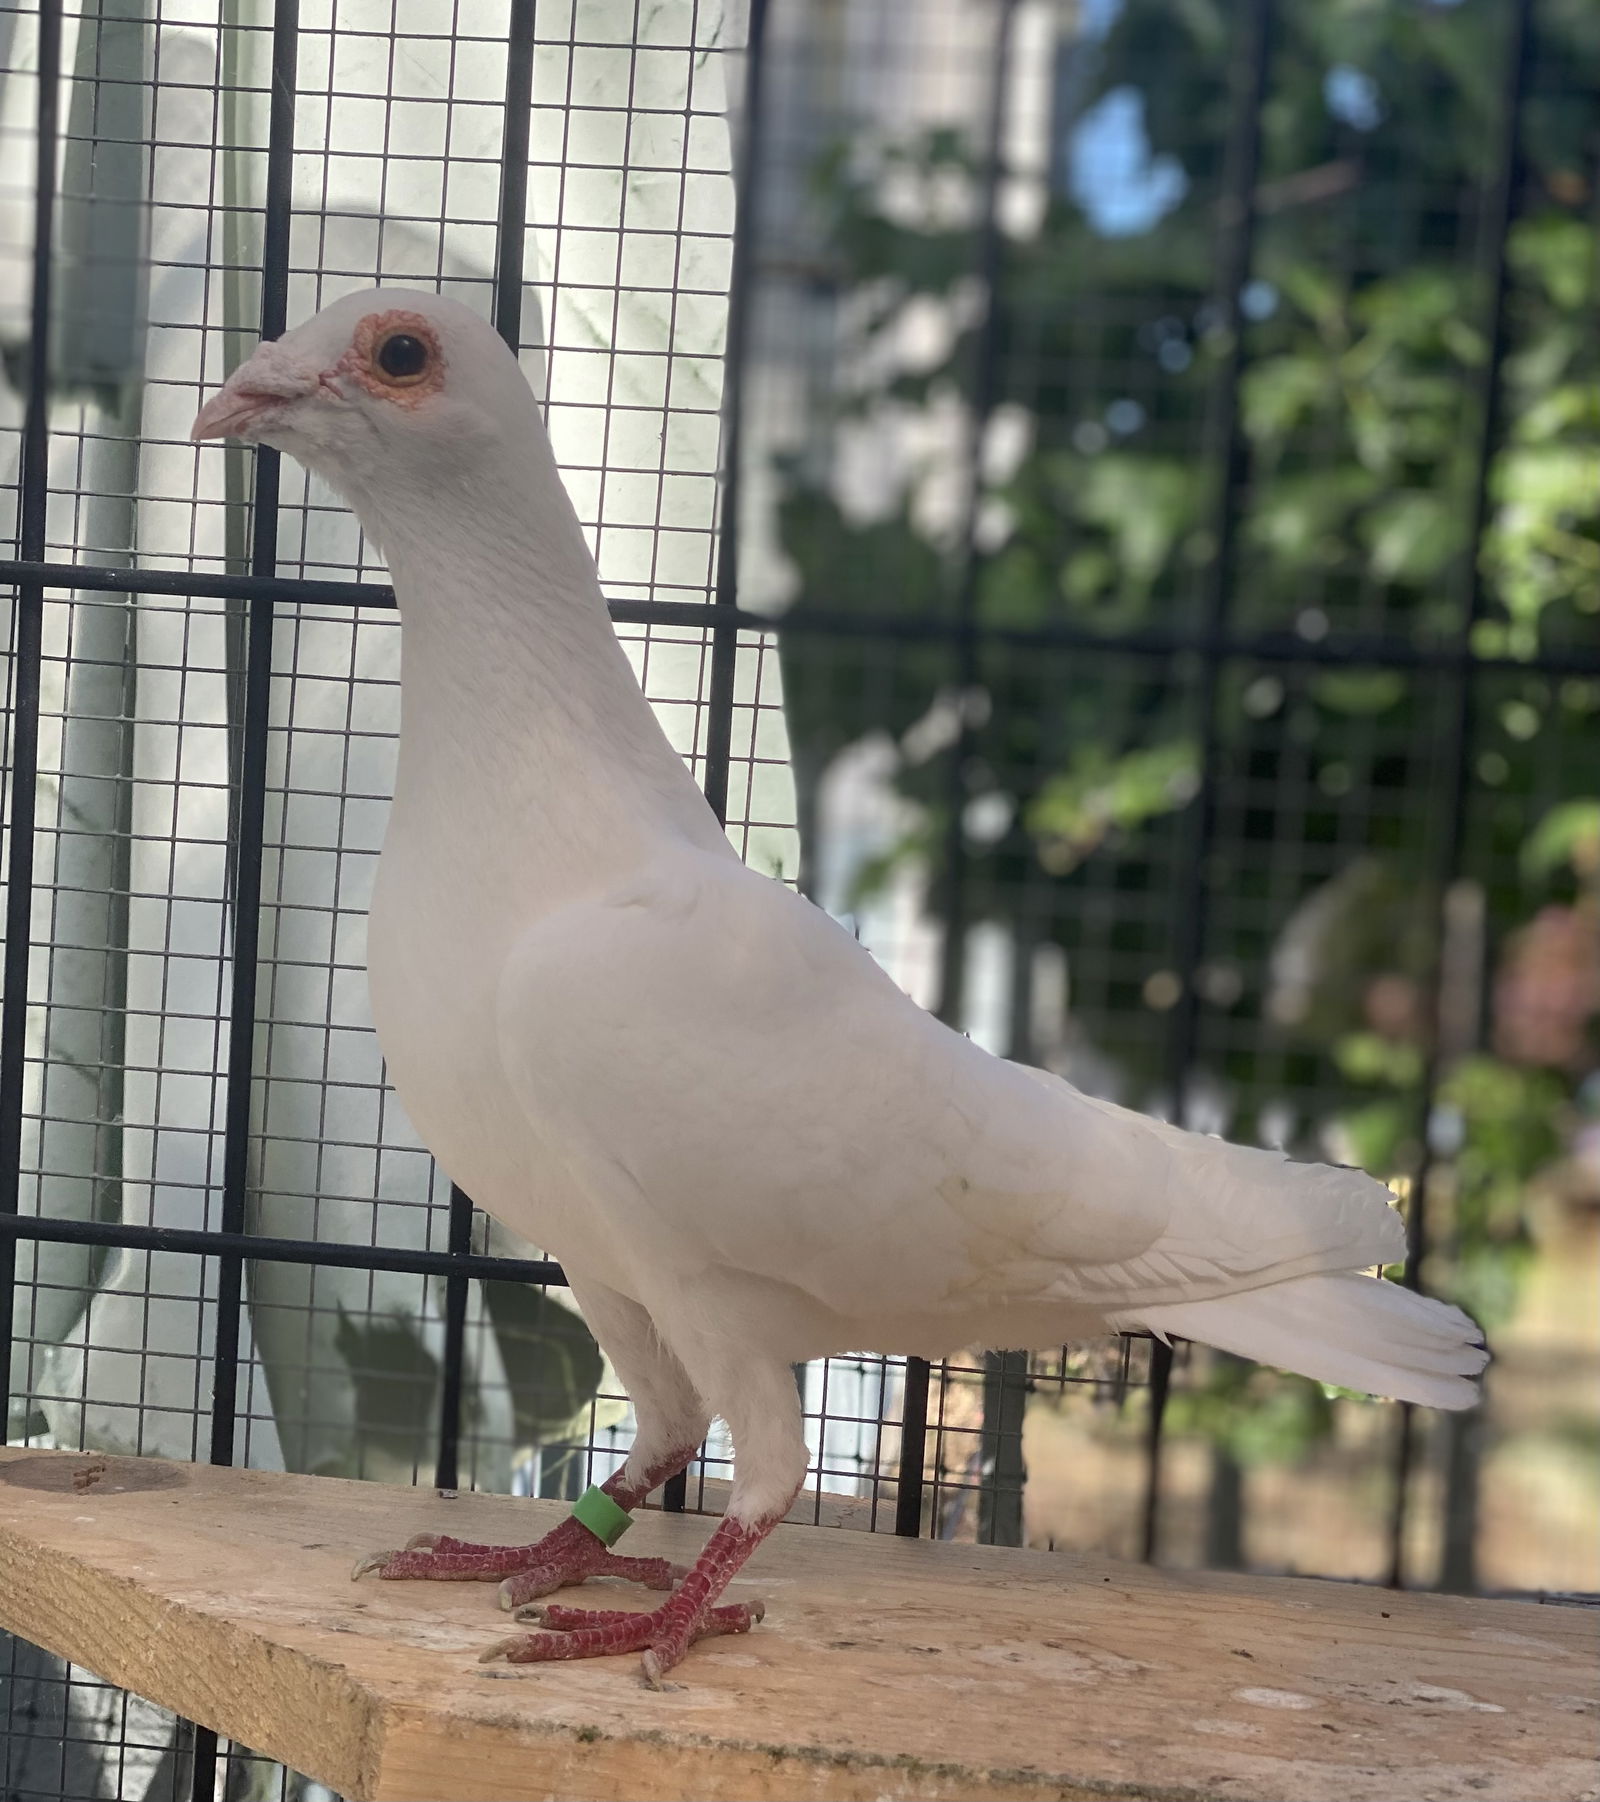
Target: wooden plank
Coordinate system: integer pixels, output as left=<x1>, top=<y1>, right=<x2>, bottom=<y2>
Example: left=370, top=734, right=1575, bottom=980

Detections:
left=0, top=1447, right=1593, bottom=1802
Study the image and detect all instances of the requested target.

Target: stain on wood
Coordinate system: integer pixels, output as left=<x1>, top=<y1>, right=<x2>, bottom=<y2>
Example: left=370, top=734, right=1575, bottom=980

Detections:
left=0, top=1453, right=187, bottom=1496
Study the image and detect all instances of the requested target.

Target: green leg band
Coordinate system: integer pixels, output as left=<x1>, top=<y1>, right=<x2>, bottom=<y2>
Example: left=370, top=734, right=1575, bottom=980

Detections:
left=570, top=1484, right=633, bottom=1548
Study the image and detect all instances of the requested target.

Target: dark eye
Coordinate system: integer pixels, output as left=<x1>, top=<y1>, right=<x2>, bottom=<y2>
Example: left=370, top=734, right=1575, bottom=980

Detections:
left=376, top=332, right=428, bottom=380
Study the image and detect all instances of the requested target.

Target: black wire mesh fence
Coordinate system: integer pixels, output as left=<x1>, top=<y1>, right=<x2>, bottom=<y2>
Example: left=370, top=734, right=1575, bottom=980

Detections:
left=2, top=0, right=1597, bottom=1796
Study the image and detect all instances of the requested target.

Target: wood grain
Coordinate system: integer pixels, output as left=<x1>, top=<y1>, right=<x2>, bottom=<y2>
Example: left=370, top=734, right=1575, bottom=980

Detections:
left=1, top=1448, right=1593, bottom=1802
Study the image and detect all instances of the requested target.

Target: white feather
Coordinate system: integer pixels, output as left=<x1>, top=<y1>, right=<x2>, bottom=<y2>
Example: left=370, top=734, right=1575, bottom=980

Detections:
left=1118, top=1272, right=1489, bottom=1410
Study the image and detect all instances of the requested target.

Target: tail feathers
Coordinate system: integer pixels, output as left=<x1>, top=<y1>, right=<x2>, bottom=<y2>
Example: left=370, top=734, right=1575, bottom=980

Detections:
left=1122, top=1271, right=1488, bottom=1410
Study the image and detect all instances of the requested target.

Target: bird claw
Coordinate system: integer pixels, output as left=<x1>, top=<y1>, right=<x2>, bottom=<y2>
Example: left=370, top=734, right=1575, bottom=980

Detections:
left=479, top=1597, right=766, bottom=1677
left=350, top=1549, right=398, bottom=1581
left=498, top=1571, right=557, bottom=1610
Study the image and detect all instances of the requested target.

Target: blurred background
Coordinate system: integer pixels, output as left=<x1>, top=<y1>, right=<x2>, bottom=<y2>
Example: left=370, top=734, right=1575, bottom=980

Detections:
left=739, top=0, right=1600, bottom=1594
left=1, top=0, right=1596, bottom=1794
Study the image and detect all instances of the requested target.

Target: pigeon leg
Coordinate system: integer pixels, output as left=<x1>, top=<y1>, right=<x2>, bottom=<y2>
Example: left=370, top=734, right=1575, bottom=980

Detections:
left=354, top=1278, right=711, bottom=1609
left=478, top=1351, right=808, bottom=1685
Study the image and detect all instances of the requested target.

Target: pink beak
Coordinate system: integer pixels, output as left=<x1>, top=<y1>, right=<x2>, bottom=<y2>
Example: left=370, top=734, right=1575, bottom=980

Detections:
left=191, top=343, right=320, bottom=441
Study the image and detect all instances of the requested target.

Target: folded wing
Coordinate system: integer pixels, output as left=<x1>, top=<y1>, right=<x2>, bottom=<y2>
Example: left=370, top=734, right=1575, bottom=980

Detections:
left=494, top=852, right=1411, bottom=1338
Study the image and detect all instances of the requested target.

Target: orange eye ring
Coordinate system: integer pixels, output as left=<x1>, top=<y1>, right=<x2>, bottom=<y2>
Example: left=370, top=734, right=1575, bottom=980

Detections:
left=349, top=310, right=445, bottom=402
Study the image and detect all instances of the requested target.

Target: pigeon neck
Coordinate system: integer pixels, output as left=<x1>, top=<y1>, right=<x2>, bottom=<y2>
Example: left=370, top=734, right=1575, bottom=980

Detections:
left=374, top=479, right=730, bottom=888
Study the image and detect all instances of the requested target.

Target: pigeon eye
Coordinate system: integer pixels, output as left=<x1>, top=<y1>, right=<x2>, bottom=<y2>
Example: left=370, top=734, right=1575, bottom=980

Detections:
left=374, top=331, right=430, bottom=383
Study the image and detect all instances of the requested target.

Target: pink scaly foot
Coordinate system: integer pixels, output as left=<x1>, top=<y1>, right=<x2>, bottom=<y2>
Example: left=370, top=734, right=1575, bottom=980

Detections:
left=478, top=1509, right=780, bottom=1687
left=351, top=1452, right=694, bottom=1611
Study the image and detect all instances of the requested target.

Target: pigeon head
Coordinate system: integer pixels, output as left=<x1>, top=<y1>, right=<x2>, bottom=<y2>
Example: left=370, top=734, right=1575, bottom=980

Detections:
left=191, top=287, right=540, bottom=517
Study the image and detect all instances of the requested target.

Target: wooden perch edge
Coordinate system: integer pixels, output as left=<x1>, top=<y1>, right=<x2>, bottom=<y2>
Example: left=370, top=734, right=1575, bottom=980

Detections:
left=0, top=1447, right=1594, bottom=1802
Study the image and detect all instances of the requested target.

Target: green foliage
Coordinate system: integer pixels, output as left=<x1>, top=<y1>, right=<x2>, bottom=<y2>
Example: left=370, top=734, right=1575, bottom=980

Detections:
left=1165, top=1353, right=1337, bottom=1467
left=1310, top=670, right=1406, bottom=716
left=1521, top=799, right=1600, bottom=884
left=1333, top=1031, right=1423, bottom=1090
left=769, top=0, right=1598, bottom=1454
left=1438, top=1056, right=1564, bottom=1325
left=1028, top=740, right=1198, bottom=875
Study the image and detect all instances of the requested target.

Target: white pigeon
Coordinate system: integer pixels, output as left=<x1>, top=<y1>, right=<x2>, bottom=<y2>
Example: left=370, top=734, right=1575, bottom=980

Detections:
left=193, top=288, right=1487, bottom=1685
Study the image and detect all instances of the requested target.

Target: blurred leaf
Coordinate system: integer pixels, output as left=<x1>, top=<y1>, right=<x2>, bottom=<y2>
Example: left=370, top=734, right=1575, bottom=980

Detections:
left=1338, top=1099, right=1414, bottom=1177
left=1027, top=740, right=1198, bottom=874
left=1311, top=669, right=1406, bottom=715
left=1335, top=1031, right=1423, bottom=1088
left=1060, top=453, right=1200, bottom=593
left=1363, top=490, right=1459, bottom=582
left=1167, top=1357, right=1338, bottom=1465
left=1510, top=213, right=1596, bottom=311
left=1242, top=352, right=1331, bottom=440
left=1521, top=799, right=1600, bottom=882
left=1248, top=466, right=1377, bottom=563
left=1437, top=1055, right=1565, bottom=1323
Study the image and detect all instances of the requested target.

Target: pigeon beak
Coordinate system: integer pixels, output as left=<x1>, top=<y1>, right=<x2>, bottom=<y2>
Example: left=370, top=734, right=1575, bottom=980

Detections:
left=191, top=380, right=278, bottom=441
left=192, top=345, right=320, bottom=442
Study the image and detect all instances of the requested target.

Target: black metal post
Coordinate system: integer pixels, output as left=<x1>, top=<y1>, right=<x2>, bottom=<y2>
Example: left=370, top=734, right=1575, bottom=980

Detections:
left=209, top=0, right=298, bottom=1473
left=669, top=0, right=772, bottom=1519
left=1385, top=0, right=1531, bottom=1593
left=430, top=0, right=539, bottom=1503
left=0, top=0, right=62, bottom=1432
left=701, top=0, right=769, bottom=827
left=897, top=0, right=1022, bottom=1542
left=192, top=6, right=298, bottom=1796
left=0, top=1212, right=563, bottom=1285
left=1140, top=0, right=1273, bottom=1567
left=433, top=1184, right=474, bottom=1493
left=0, top=557, right=1595, bottom=678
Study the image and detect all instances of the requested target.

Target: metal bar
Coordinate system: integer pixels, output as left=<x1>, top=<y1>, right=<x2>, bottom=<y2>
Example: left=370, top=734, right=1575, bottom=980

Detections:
left=5, top=559, right=1596, bottom=676
left=193, top=15, right=299, bottom=1796
left=433, top=1184, right=476, bottom=1492
left=657, top=0, right=771, bottom=1521
left=0, top=560, right=398, bottom=607
left=912, top=0, right=1022, bottom=1544
left=430, top=1, right=537, bottom=1498
left=1386, top=0, right=1531, bottom=1594
left=1141, top=0, right=1274, bottom=1566
left=1161, top=0, right=1272, bottom=1155
left=209, top=0, right=298, bottom=1475
left=0, top=0, right=62, bottom=1432
left=0, top=1212, right=564, bottom=1285
left=982, top=915, right=1041, bottom=1548
left=892, top=1355, right=931, bottom=1537
left=492, top=1, right=534, bottom=348
left=976, top=1348, right=1028, bottom=1547
left=699, top=0, right=767, bottom=827
left=1139, top=1341, right=1174, bottom=1562
left=932, top=0, right=1017, bottom=1027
